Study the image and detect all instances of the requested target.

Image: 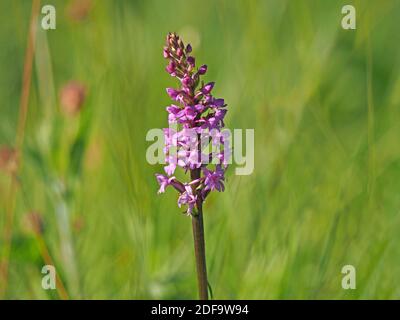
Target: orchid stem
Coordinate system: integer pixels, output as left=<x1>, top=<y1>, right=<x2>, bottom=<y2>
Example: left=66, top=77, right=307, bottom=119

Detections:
left=190, top=169, right=209, bottom=300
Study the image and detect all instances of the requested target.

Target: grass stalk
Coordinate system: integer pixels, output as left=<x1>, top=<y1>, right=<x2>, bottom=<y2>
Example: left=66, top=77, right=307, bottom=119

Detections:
left=0, top=0, right=41, bottom=298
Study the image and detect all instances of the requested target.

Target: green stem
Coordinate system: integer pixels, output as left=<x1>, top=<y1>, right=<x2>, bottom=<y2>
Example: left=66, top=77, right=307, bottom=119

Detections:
left=190, top=169, right=209, bottom=300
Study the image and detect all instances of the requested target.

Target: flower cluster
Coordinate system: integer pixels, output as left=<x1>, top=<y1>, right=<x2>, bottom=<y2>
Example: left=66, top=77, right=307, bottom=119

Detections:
left=155, top=32, right=230, bottom=215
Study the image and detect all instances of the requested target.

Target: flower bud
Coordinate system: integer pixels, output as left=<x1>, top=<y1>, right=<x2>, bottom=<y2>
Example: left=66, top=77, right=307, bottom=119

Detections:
left=182, top=76, right=193, bottom=88
left=168, top=32, right=177, bottom=46
left=213, top=98, right=225, bottom=107
left=60, top=81, right=86, bottom=116
left=166, top=61, right=176, bottom=74
left=201, top=82, right=215, bottom=94
left=178, top=38, right=184, bottom=50
left=198, top=65, right=207, bottom=75
left=163, top=47, right=169, bottom=58
left=176, top=48, right=183, bottom=57
left=66, top=0, right=92, bottom=22
left=187, top=56, right=195, bottom=67
left=166, top=88, right=180, bottom=100
left=0, top=146, right=18, bottom=174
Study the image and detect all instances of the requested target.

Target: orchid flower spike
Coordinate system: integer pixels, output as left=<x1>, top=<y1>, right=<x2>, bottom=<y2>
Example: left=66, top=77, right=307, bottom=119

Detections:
left=155, top=32, right=230, bottom=215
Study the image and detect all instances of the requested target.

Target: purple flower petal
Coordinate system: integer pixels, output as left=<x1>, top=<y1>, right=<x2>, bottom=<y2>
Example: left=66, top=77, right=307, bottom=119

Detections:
left=182, top=76, right=193, bottom=88
left=177, top=185, right=197, bottom=214
left=166, top=61, right=176, bottom=74
left=176, top=48, right=183, bottom=57
left=198, top=65, right=207, bottom=75
left=187, top=56, right=195, bottom=67
left=202, top=166, right=225, bottom=192
left=166, top=88, right=180, bottom=100
left=164, top=162, right=176, bottom=176
left=163, top=47, right=169, bottom=58
left=213, top=98, right=225, bottom=107
left=201, top=82, right=215, bottom=94
left=155, top=174, right=176, bottom=193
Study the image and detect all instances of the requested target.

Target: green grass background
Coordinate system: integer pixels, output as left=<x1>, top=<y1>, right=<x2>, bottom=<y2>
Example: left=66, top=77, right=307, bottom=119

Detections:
left=1, top=0, right=400, bottom=299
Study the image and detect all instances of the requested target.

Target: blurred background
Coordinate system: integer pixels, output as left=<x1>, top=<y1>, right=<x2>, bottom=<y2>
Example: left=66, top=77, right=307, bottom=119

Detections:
left=1, top=0, right=400, bottom=299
